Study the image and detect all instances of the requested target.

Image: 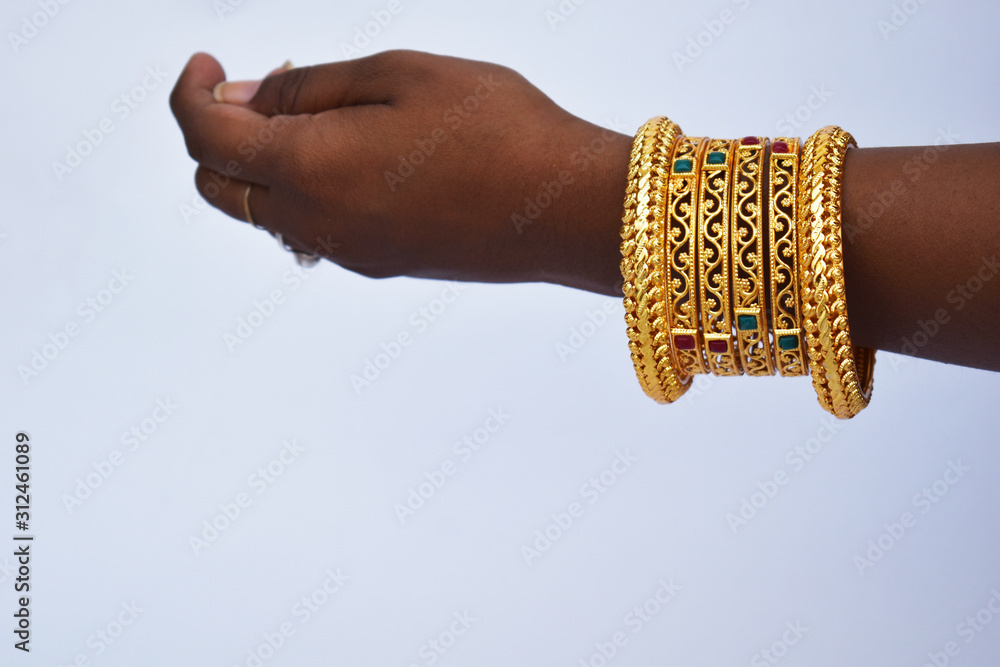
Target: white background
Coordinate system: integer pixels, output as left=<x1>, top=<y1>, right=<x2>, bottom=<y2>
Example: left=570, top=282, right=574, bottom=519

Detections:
left=3, top=0, right=1000, bottom=665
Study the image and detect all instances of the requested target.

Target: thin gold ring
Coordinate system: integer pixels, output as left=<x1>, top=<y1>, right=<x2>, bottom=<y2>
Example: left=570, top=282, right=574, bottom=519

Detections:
left=242, top=183, right=256, bottom=227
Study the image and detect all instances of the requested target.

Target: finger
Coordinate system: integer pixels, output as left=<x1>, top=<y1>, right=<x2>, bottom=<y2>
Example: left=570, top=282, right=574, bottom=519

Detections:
left=171, top=53, right=300, bottom=181
left=195, top=165, right=267, bottom=227
left=237, top=50, right=430, bottom=116
left=195, top=166, right=324, bottom=259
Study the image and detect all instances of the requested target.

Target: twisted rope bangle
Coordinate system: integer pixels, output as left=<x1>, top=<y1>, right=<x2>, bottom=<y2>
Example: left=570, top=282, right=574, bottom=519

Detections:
left=798, top=125, right=875, bottom=418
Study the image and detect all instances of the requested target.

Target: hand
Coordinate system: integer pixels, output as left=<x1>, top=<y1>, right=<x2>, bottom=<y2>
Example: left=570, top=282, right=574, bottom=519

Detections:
left=170, top=50, right=630, bottom=294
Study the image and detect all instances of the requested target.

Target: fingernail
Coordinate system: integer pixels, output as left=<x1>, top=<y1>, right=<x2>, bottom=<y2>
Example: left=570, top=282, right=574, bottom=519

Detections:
left=265, top=61, right=294, bottom=78
left=212, top=79, right=262, bottom=104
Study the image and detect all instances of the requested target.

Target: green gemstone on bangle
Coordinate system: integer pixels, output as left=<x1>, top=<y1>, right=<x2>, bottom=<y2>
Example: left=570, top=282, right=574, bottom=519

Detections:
left=706, top=151, right=726, bottom=165
left=737, top=314, right=758, bottom=331
left=777, top=334, right=799, bottom=350
left=673, top=158, right=693, bottom=173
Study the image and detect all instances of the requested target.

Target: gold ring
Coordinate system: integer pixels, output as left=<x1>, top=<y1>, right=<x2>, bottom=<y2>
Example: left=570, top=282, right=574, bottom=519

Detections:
left=242, top=183, right=256, bottom=227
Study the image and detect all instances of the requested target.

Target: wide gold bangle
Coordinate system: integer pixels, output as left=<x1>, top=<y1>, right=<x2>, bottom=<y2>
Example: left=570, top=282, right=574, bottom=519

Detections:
left=798, top=125, right=875, bottom=418
left=768, top=137, right=808, bottom=377
left=620, top=117, right=688, bottom=403
left=731, top=136, right=774, bottom=376
left=665, top=136, right=709, bottom=376
left=696, top=138, right=742, bottom=376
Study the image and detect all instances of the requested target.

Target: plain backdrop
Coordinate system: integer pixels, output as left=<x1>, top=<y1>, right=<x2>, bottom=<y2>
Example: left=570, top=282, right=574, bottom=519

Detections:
left=3, top=1, right=1000, bottom=665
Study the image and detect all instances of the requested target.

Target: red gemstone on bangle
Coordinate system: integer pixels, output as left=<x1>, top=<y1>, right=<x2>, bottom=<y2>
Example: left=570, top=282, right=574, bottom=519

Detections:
left=772, top=141, right=790, bottom=153
left=708, top=339, right=729, bottom=354
left=741, top=136, right=758, bottom=145
left=674, top=335, right=696, bottom=350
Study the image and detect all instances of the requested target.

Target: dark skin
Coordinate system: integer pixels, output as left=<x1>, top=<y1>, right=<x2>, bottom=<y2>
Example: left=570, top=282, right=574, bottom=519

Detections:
left=170, top=50, right=1000, bottom=373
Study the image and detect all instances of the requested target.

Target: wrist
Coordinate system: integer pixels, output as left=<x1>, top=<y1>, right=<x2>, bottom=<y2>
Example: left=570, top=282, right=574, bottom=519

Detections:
left=537, top=125, right=632, bottom=297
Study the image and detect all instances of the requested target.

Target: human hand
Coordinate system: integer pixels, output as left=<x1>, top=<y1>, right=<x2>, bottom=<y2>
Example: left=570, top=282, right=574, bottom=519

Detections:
left=170, top=50, right=631, bottom=294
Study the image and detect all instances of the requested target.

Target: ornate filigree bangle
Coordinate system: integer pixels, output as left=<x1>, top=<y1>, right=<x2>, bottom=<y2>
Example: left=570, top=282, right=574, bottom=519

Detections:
left=731, top=136, right=774, bottom=376
left=768, top=137, right=808, bottom=377
left=697, top=138, right=742, bottom=376
left=665, top=136, right=709, bottom=377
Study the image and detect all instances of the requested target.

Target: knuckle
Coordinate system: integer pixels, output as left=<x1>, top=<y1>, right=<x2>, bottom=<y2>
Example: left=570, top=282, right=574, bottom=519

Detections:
left=364, top=49, right=416, bottom=71
left=356, top=49, right=429, bottom=83
left=273, top=67, right=310, bottom=114
left=183, top=136, right=208, bottom=165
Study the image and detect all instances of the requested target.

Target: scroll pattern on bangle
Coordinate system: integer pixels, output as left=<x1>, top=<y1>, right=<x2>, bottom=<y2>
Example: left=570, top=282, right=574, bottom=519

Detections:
left=732, top=137, right=774, bottom=376
left=697, top=138, right=742, bottom=376
left=769, top=137, right=808, bottom=377
left=666, top=136, right=709, bottom=376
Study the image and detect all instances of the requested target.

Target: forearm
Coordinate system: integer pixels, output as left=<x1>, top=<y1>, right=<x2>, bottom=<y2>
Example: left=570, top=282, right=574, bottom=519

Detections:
left=569, top=136, right=1000, bottom=372
left=842, top=142, right=1000, bottom=371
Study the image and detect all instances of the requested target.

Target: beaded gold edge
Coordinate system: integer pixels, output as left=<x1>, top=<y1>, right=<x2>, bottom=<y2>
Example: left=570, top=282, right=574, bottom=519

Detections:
left=620, top=117, right=688, bottom=403
left=798, top=126, right=875, bottom=418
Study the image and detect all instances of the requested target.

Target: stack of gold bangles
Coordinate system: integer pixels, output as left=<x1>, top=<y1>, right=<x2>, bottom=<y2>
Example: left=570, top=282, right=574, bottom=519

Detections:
left=620, top=118, right=875, bottom=418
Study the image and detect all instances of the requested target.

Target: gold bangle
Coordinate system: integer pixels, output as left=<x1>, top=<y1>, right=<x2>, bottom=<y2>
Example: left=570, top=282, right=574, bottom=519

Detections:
left=798, top=126, right=875, bottom=418
left=620, top=117, right=688, bottom=403
left=768, top=137, right=808, bottom=376
left=731, top=136, right=774, bottom=376
left=665, top=136, right=709, bottom=376
left=697, top=138, right=742, bottom=376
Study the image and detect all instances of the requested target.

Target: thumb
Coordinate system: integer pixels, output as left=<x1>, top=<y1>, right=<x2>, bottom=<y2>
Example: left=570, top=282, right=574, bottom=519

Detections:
left=232, top=52, right=415, bottom=116
left=211, top=61, right=293, bottom=105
